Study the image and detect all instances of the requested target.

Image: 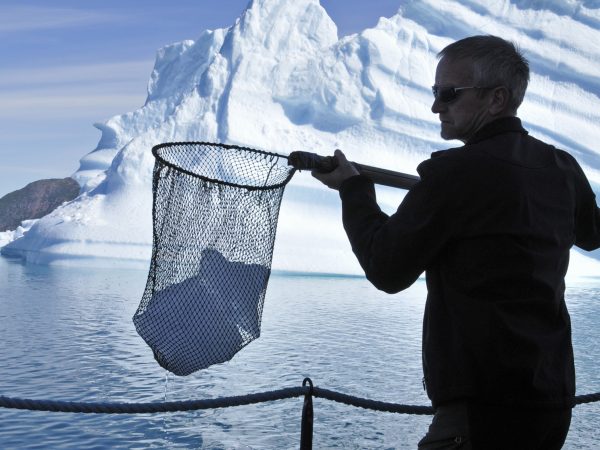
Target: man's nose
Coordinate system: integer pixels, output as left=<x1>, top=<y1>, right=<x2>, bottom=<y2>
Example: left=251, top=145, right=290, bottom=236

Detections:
left=431, top=97, right=444, bottom=114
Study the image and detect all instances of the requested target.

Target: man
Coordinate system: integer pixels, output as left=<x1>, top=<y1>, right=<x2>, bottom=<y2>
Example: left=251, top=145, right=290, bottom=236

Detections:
left=312, top=35, right=600, bottom=449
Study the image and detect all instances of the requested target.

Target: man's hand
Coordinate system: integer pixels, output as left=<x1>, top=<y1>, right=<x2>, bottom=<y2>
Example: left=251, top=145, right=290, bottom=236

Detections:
left=311, top=149, right=360, bottom=190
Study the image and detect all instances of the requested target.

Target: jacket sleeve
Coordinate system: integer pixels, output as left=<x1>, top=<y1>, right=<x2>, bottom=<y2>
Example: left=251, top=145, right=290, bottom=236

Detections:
left=338, top=164, right=452, bottom=293
left=573, top=162, right=600, bottom=251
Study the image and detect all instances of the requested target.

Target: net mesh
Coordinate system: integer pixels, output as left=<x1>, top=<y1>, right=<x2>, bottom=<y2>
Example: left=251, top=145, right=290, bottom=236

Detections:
left=133, top=142, right=295, bottom=376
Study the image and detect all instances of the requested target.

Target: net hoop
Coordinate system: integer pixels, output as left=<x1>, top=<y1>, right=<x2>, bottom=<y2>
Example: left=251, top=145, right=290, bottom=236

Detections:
left=152, top=142, right=295, bottom=191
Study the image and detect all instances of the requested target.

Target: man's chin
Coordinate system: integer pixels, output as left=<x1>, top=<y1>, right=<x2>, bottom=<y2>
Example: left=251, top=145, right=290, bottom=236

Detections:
left=440, top=124, right=464, bottom=142
left=440, top=129, right=455, bottom=141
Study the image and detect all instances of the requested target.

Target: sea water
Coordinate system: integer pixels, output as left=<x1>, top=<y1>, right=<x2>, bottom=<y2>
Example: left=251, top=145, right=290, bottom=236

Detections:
left=0, top=256, right=598, bottom=449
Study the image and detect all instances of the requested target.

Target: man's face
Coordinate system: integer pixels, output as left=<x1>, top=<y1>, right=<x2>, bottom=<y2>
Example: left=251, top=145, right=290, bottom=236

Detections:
left=431, top=57, right=493, bottom=143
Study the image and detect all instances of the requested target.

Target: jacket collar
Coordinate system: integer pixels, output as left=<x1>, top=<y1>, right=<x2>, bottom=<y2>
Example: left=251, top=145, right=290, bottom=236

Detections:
left=466, top=116, right=528, bottom=145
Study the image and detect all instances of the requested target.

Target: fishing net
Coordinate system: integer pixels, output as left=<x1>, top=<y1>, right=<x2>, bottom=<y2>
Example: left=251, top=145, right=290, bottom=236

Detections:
left=133, top=142, right=295, bottom=376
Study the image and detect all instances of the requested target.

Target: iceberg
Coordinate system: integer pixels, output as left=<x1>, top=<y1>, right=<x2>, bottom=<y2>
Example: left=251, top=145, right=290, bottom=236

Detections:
left=3, top=0, right=600, bottom=279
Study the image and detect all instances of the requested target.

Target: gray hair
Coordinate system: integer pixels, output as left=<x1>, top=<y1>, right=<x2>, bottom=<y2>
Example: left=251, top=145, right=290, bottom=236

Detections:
left=438, top=35, right=530, bottom=113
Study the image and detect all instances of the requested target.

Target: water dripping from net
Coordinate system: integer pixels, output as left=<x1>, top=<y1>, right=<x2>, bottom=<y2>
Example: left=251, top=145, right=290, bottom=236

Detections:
left=164, top=371, right=170, bottom=402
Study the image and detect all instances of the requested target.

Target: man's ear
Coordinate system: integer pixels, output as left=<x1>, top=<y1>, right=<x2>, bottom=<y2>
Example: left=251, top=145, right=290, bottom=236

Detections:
left=489, top=86, right=511, bottom=115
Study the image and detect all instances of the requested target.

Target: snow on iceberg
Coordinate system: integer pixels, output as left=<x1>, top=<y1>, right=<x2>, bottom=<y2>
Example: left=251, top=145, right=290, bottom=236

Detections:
left=3, top=0, right=600, bottom=278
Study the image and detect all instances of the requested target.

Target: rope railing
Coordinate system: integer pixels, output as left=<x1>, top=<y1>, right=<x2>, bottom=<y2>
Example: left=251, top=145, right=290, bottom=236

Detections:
left=1, top=379, right=598, bottom=450
left=0, top=386, right=306, bottom=414
left=1, top=380, right=597, bottom=414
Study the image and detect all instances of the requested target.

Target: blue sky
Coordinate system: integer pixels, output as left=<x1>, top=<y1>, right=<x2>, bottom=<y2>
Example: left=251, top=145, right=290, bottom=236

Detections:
left=0, top=0, right=402, bottom=198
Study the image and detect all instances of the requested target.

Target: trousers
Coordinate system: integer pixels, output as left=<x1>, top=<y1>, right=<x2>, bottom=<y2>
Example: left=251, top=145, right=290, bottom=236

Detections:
left=417, top=401, right=572, bottom=450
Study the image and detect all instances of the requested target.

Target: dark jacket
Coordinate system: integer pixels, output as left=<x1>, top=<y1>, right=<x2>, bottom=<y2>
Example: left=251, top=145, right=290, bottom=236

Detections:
left=339, top=117, right=600, bottom=408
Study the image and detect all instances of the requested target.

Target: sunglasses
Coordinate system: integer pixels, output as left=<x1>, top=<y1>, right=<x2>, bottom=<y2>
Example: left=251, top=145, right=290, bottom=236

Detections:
left=431, top=85, right=489, bottom=103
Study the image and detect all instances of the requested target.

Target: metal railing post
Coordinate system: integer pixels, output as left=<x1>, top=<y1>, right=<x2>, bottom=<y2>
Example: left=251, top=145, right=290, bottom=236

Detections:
left=300, top=378, right=314, bottom=450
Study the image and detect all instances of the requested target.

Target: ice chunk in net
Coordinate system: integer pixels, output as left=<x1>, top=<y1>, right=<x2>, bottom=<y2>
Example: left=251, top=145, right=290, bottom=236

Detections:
left=134, top=249, right=269, bottom=375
